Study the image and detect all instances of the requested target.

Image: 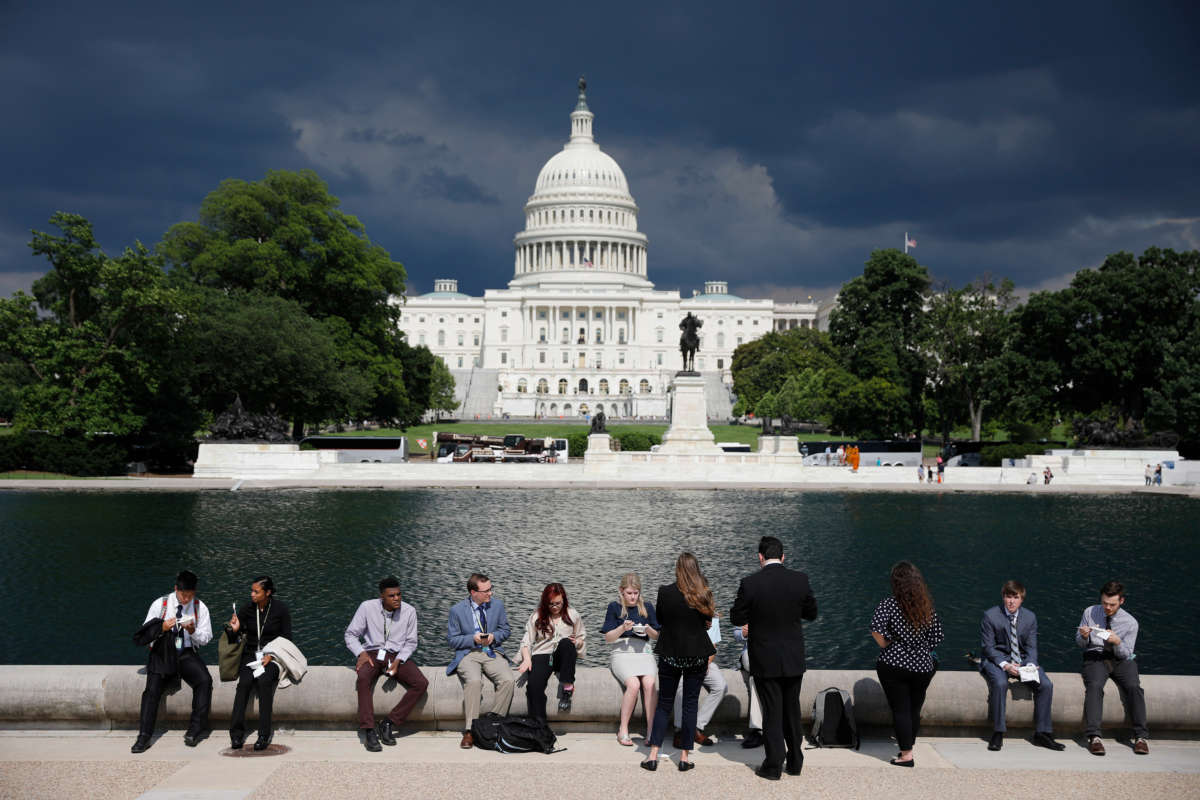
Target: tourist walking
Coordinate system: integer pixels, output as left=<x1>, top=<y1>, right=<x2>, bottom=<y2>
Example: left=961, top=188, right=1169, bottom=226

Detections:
left=917, top=464, right=925, bottom=483
left=131, top=570, right=213, bottom=753
left=733, top=623, right=764, bottom=748
left=600, top=572, right=660, bottom=746
left=979, top=581, right=1064, bottom=751
left=516, top=582, right=586, bottom=722
left=1145, top=464, right=1153, bottom=485
left=1043, top=466, right=1053, bottom=485
left=227, top=575, right=292, bottom=751
left=730, top=536, right=818, bottom=780
left=936, top=457, right=945, bottom=483
left=343, top=576, right=428, bottom=752
left=447, top=572, right=514, bottom=749
left=641, top=553, right=717, bottom=773
left=1154, top=464, right=1162, bottom=485
left=870, top=561, right=943, bottom=767
left=1076, top=580, right=1150, bottom=755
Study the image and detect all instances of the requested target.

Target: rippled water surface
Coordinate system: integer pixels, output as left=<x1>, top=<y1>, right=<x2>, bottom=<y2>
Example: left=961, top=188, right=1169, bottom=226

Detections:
left=1, top=489, right=1194, bottom=673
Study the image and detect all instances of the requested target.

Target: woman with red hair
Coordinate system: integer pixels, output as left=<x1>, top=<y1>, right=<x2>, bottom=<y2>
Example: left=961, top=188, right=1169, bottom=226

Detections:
left=517, top=583, right=587, bottom=722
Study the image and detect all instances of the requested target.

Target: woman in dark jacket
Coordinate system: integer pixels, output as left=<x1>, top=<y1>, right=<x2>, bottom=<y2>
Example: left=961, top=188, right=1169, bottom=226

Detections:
left=869, top=561, right=944, bottom=767
left=641, top=552, right=716, bottom=773
left=226, top=575, right=292, bottom=750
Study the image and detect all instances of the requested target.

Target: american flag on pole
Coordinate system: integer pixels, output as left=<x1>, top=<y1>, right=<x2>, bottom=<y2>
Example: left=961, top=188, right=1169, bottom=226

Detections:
left=905, top=233, right=917, bottom=251
left=582, top=256, right=593, bottom=268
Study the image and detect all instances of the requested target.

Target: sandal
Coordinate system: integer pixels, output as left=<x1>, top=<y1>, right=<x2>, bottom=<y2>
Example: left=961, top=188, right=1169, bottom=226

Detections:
left=617, top=733, right=634, bottom=746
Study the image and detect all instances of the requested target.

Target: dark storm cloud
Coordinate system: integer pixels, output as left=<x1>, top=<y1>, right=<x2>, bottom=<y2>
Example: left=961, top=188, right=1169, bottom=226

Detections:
left=1, top=1, right=1197, bottom=299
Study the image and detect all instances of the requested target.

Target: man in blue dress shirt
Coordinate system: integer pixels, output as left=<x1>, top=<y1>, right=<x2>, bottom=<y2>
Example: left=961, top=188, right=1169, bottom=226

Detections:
left=1077, top=580, right=1150, bottom=756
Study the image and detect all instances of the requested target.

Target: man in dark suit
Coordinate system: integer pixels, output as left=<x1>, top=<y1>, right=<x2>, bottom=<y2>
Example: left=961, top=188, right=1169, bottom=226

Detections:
left=979, top=580, right=1064, bottom=751
left=730, top=536, right=818, bottom=780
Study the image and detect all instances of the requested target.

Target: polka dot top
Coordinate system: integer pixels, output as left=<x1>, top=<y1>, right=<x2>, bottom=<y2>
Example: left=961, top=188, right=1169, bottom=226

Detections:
left=871, top=595, right=944, bottom=672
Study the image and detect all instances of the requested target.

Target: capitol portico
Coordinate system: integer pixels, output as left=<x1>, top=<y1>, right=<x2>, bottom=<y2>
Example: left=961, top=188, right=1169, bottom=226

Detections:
left=396, top=80, right=819, bottom=420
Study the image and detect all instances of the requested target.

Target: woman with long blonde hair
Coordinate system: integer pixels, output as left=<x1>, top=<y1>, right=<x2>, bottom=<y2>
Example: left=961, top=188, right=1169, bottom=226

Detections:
left=600, top=572, right=660, bottom=745
left=641, top=553, right=715, bottom=773
left=869, top=561, right=944, bottom=767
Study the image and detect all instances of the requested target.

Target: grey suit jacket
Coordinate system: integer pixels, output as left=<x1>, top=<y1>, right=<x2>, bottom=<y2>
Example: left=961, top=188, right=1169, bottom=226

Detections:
left=980, top=605, right=1039, bottom=669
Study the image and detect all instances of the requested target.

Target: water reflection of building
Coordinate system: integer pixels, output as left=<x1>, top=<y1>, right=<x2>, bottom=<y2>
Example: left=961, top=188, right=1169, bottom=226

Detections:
left=396, top=82, right=818, bottom=420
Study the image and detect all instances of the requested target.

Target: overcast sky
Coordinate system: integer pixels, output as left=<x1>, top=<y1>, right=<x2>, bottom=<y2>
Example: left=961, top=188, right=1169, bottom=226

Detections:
left=2, top=1, right=1197, bottom=306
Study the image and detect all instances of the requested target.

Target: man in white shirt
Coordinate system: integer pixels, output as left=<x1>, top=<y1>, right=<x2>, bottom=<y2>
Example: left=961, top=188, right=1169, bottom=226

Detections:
left=132, top=570, right=213, bottom=753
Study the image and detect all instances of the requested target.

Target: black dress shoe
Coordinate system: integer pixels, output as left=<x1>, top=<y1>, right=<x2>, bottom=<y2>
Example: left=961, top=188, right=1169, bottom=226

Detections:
left=377, top=720, right=397, bottom=746
left=253, top=732, right=273, bottom=751
left=183, top=729, right=207, bottom=748
left=988, top=731, right=1004, bottom=751
left=755, top=764, right=782, bottom=781
left=363, top=728, right=382, bottom=752
left=1032, top=731, right=1065, bottom=751
left=229, top=736, right=244, bottom=750
left=742, top=730, right=764, bottom=749
left=130, top=736, right=151, bottom=754
left=889, top=757, right=914, bottom=767
left=640, top=759, right=658, bottom=772
left=678, top=760, right=695, bottom=772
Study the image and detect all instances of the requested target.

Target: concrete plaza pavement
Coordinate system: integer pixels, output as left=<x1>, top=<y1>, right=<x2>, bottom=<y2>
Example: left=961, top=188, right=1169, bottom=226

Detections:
left=2, top=729, right=1198, bottom=800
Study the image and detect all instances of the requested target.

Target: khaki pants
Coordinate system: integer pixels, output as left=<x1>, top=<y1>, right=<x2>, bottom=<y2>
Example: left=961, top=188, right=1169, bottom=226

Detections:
left=456, top=650, right=515, bottom=728
left=741, top=650, right=763, bottom=731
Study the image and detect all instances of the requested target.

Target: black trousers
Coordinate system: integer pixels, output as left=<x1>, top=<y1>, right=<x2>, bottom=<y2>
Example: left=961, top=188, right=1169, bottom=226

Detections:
left=1083, top=654, right=1149, bottom=738
left=138, top=649, right=212, bottom=738
left=648, top=659, right=706, bottom=748
left=229, top=661, right=281, bottom=740
left=876, top=662, right=936, bottom=751
left=757, top=673, right=805, bottom=771
left=525, top=638, right=577, bottom=722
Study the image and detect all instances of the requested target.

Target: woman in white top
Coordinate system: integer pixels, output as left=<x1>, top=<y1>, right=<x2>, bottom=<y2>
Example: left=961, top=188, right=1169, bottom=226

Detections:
left=599, top=572, right=661, bottom=746
left=516, top=582, right=586, bottom=722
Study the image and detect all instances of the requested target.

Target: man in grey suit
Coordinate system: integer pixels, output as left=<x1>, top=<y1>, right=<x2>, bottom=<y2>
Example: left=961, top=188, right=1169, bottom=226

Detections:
left=979, top=580, right=1064, bottom=751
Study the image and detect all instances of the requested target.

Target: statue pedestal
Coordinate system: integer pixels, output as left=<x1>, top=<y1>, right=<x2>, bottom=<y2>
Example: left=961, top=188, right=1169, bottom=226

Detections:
left=587, top=433, right=612, bottom=453
left=659, top=375, right=722, bottom=454
left=758, top=435, right=799, bottom=455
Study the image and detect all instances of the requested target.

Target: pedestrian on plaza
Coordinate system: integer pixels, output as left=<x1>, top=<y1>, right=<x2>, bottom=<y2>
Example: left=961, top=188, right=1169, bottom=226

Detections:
left=641, top=553, right=717, bottom=773
left=1043, top=466, right=1054, bottom=485
left=1077, top=581, right=1150, bottom=755
left=601, top=572, right=660, bottom=746
left=343, top=576, right=428, bottom=752
left=927, top=465, right=933, bottom=483
left=1154, top=464, right=1162, bottom=485
left=917, top=464, right=925, bottom=483
left=227, top=575, right=292, bottom=751
left=936, top=458, right=945, bottom=484
left=672, top=617, right=725, bottom=750
left=447, top=572, right=514, bottom=749
left=730, top=536, right=818, bottom=780
left=870, top=561, right=944, bottom=767
left=1144, top=464, right=1153, bottom=486
left=516, top=582, right=586, bottom=722
left=131, top=570, right=213, bottom=753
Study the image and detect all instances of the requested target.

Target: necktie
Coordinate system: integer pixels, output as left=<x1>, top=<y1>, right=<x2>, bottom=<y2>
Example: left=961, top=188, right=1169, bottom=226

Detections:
left=478, top=605, right=487, bottom=634
left=175, top=604, right=184, bottom=651
left=1008, top=612, right=1021, bottom=665
left=1105, top=615, right=1113, bottom=646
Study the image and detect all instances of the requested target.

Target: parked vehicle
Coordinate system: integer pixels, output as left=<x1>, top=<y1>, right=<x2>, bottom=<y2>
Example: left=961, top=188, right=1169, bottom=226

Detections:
left=432, top=432, right=568, bottom=464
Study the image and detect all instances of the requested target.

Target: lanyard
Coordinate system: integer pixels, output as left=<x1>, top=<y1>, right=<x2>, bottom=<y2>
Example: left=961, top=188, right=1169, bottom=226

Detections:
left=256, top=601, right=271, bottom=644
left=382, top=603, right=392, bottom=643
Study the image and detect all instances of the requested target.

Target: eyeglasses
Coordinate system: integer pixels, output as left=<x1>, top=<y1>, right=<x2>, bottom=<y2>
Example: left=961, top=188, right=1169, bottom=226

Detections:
left=548, top=600, right=564, bottom=607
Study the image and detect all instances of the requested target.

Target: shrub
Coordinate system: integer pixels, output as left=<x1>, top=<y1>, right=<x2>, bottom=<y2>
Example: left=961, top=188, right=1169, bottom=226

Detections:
left=980, top=443, right=1049, bottom=467
left=566, top=431, right=589, bottom=458
left=0, top=432, right=130, bottom=476
left=616, top=432, right=651, bottom=451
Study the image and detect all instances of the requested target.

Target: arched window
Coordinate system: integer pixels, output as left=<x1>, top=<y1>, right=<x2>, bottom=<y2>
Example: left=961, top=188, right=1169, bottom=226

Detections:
left=558, top=379, right=568, bottom=395
left=564, top=403, right=573, bottom=415
left=640, top=379, right=651, bottom=394
left=549, top=402, right=558, bottom=416
left=578, top=378, right=589, bottom=393
left=517, top=378, right=527, bottom=393
left=537, top=378, right=549, bottom=394
left=619, top=379, right=630, bottom=394
left=599, top=379, right=609, bottom=394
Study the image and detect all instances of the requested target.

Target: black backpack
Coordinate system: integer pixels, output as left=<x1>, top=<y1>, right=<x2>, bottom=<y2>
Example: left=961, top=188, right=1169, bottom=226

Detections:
left=470, top=713, right=560, bottom=754
left=810, top=687, right=860, bottom=749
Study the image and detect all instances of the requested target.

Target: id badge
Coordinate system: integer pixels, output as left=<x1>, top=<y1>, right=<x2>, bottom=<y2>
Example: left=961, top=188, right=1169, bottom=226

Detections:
left=175, top=635, right=183, bottom=651
left=376, top=648, right=387, bottom=662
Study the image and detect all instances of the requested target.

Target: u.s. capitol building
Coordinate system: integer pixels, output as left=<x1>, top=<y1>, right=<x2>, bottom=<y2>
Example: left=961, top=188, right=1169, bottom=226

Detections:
left=396, top=81, right=818, bottom=420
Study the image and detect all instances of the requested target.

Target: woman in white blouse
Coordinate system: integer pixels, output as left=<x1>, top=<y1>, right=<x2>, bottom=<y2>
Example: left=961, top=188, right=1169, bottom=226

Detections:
left=516, top=582, right=586, bottom=722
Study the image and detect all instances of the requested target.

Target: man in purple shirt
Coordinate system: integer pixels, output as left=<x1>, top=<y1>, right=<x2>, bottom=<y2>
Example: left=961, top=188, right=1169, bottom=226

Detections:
left=344, top=576, right=428, bottom=752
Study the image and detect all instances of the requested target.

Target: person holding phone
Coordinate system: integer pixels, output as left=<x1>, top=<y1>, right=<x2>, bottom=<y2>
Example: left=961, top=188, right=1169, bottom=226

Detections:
left=446, top=572, right=514, bottom=749
left=226, top=575, right=292, bottom=751
left=600, top=572, right=661, bottom=746
left=516, top=582, right=586, bottom=722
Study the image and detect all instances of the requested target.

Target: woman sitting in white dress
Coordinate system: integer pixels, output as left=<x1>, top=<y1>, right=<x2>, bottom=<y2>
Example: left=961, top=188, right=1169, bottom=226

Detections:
left=600, top=572, right=661, bottom=746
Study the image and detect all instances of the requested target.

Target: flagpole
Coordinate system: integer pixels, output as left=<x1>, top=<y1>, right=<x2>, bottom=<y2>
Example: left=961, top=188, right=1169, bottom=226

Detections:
left=904, top=231, right=909, bottom=254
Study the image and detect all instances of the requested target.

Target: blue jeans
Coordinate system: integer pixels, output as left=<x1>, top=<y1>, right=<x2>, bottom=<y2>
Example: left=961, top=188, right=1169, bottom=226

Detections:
left=648, top=659, right=706, bottom=748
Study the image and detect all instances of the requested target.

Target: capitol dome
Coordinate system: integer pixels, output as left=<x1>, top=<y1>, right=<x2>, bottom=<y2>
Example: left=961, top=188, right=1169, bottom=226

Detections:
left=511, top=78, right=649, bottom=287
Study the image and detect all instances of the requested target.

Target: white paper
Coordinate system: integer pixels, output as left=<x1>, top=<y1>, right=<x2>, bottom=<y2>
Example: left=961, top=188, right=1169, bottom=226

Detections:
left=708, top=617, right=722, bottom=645
left=1090, top=629, right=1111, bottom=646
left=1018, top=664, right=1040, bottom=683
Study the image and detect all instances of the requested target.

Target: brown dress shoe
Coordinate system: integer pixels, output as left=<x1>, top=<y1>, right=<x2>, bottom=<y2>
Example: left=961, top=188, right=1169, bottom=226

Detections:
left=1088, top=737, right=1106, bottom=756
left=694, top=730, right=715, bottom=746
left=1133, top=738, right=1150, bottom=755
left=672, top=732, right=684, bottom=749
left=460, top=731, right=474, bottom=749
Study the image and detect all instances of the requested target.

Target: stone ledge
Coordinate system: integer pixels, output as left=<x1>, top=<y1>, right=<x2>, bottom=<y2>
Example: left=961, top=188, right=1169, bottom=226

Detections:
left=1, top=666, right=1197, bottom=732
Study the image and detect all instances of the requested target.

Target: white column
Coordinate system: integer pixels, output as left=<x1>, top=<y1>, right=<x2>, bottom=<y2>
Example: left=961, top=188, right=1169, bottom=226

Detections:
left=572, top=241, right=578, bottom=268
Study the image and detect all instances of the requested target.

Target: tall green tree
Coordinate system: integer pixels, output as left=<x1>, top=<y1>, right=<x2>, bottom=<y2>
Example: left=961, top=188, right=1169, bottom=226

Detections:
left=160, top=169, right=411, bottom=435
left=828, top=249, right=931, bottom=434
left=427, top=356, right=460, bottom=420
left=923, top=278, right=1016, bottom=441
left=730, top=328, right=837, bottom=412
left=0, top=213, right=180, bottom=437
